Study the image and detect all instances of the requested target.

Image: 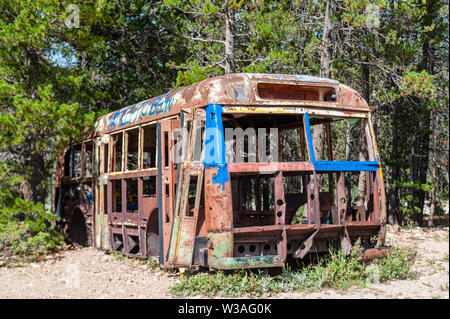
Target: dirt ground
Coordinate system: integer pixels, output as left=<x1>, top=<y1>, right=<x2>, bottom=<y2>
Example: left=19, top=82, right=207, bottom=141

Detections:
left=0, top=225, right=448, bottom=299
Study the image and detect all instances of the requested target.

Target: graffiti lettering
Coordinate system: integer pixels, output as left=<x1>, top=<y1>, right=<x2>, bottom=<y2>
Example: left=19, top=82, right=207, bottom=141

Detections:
left=107, top=94, right=175, bottom=130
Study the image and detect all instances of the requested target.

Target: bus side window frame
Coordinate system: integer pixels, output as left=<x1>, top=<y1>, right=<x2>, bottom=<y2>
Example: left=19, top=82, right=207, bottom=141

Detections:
left=101, top=134, right=110, bottom=174
left=63, top=147, right=71, bottom=177
left=141, top=122, right=158, bottom=170
left=124, top=127, right=140, bottom=172
left=303, top=113, right=379, bottom=171
left=71, top=144, right=83, bottom=178
left=83, top=139, right=94, bottom=177
left=110, top=131, right=124, bottom=172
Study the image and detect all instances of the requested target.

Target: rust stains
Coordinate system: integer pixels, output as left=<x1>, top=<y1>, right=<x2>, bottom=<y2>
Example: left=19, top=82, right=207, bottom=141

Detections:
left=95, top=73, right=371, bottom=136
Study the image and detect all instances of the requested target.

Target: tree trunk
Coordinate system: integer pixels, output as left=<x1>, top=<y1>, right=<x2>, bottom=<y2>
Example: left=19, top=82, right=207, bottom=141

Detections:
left=410, top=0, right=436, bottom=226
left=225, top=5, right=235, bottom=74
left=388, top=99, right=403, bottom=225
left=312, top=0, right=331, bottom=161
left=357, top=120, right=367, bottom=207
left=357, top=62, right=370, bottom=207
left=428, top=112, right=437, bottom=227
left=319, top=0, right=331, bottom=79
left=344, top=121, right=352, bottom=207
left=410, top=109, right=430, bottom=226
left=21, top=149, right=47, bottom=205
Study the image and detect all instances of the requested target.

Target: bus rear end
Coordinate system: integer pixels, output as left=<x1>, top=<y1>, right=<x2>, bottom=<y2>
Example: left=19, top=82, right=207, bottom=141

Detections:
left=166, top=77, right=386, bottom=270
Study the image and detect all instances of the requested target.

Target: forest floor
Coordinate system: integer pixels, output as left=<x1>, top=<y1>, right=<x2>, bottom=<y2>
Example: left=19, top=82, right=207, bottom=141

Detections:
left=0, top=225, right=448, bottom=299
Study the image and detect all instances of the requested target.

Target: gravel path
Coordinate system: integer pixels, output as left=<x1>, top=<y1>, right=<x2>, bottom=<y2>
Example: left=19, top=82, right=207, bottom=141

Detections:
left=272, top=226, right=449, bottom=299
left=0, top=247, right=178, bottom=299
left=0, top=226, right=448, bottom=299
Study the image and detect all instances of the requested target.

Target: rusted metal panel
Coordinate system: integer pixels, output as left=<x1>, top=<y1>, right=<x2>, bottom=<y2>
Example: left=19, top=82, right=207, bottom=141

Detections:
left=337, top=172, right=347, bottom=224
left=274, top=172, right=287, bottom=260
left=207, top=232, right=233, bottom=261
left=156, top=118, right=180, bottom=263
left=94, top=73, right=371, bottom=136
left=204, top=167, right=233, bottom=232
left=166, top=115, right=191, bottom=265
left=166, top=111, right=207, bottom=267
left=227, top=161, right=314, bottom=173
left=209, top=255, right=284, bottom=270
left=222, top=106, right=369, bottom=119
left=361, top=248, right=388, bottom=261
left=102, top=214, right=110, bottom=250
left=312, top=171, right=321, bottom=226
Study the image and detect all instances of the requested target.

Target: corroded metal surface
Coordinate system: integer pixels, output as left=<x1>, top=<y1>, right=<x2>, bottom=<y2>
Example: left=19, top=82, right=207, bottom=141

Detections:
left=361, top=248, right=388, bottom=261
left=209, top=255, right=285, bottom=270
left=94, top=73, right=370, bottom=135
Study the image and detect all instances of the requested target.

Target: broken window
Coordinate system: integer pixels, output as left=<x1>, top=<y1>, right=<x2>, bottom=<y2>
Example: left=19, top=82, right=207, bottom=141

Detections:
left=257, top=84, right=336, bottom=102
left=103, top=184, right=108, bottom=215
left=186, top=175, right=198, bottom=217
left=103, top=142, right=109, bottom=173
left=225, top=128, right=257, bottom=163
left=73, top=144, right=82, bottom=178
left=164, top=131, right=169, bottom=168
left=231, top=175, right=275, bottom=227
left=84, top=141, right=93, bottom=176
left=222, top=114, right=307, bottom=164
left=126, top=128, right=139, bottom=171
left=96, top=144, right=101, bottom=174
left=192, top=121, right=204, bottom=162
left=308, top=117, right=370, bottom=162
left=64, top=148, right=71, bottom=177
left=143, top=176, right=156, bottom=196
left=173, top=129, right=182, bottom=170
left=111, top=132, right=123, bottom=172
left=222, top=113, right=319, bottom=228
left=126, top=178, right=138, bottom=213
left=234, top=176, right=275, bottom=212
left=280, top=128, right=304, bottom=162
left=142, top=125, right=157, bottom=169
left=112, top=180, right=122, bottom=212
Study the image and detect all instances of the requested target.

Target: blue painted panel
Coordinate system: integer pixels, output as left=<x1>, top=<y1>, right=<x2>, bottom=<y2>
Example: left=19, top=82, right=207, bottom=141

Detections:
left=203, top=104, right=229, bottom=189
left=304, top=112, right=316, bottom=162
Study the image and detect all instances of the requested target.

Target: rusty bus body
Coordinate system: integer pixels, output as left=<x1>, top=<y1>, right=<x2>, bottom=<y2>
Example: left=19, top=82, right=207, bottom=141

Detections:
left=54, top=73, right=386, bottom=270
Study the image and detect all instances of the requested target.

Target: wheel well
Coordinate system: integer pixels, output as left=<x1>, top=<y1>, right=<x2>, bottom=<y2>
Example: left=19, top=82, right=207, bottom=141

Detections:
left=146, top=208, right=160, bottom=257
left=70, top=208, right=88, bottom=246
left=147, top=208, right=159, bottom=235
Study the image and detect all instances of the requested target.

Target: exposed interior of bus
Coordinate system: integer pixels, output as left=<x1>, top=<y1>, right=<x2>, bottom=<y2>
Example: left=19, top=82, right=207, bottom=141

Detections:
left=222, top=113, right=371, bottom=223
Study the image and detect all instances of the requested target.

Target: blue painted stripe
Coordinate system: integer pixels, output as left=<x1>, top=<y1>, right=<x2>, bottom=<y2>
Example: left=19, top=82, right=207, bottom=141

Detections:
left=304, top=112, right=379, bottom=172
left=203, top=104, right=229, bottom=189
left=314, top=161, right=379, bottom=171
left=304, top=112, right=316, bottom=162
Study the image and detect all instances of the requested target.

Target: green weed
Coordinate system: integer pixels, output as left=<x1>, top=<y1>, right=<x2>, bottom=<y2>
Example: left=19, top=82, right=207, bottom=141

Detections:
left=147, top=257, right=159, bottom=269
left=169, top=243, right=417, bottom=297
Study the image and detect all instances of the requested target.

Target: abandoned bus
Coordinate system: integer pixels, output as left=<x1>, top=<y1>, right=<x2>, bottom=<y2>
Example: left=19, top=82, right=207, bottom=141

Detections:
left=53, top=73, right=387, bottom=270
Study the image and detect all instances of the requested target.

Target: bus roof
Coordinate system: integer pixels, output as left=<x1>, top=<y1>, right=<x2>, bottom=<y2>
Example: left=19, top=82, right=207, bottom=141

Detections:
left=95, top=73, right=369, bottom=134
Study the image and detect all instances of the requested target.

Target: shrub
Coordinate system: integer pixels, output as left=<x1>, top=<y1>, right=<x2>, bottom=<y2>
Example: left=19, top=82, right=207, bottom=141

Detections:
left=0, top=198, right=64, bottom=265
left=373, top=246, right=416, bottom=281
